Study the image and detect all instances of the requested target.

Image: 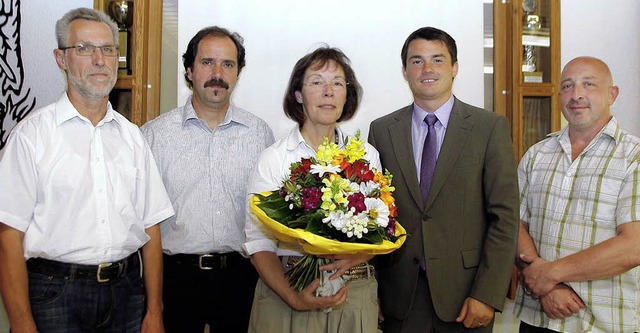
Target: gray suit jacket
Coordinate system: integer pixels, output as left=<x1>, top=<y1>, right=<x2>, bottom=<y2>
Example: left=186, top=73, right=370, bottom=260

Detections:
left=368, top=98, right=519, bottom=322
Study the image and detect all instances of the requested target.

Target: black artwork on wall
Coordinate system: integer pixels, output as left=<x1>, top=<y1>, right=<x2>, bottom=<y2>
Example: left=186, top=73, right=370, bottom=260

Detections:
left=1, top=0, right=36, bottom=151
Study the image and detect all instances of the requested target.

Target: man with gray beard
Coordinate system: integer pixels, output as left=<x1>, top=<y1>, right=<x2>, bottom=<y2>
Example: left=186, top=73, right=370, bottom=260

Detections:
left=0, top=7, right=174, bottom=333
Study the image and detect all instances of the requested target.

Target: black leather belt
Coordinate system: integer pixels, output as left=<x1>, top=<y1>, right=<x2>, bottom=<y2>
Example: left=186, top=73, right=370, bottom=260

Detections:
left=164, top=252, right=241, bottom=270
left=27, top=253, right=138, bottom=283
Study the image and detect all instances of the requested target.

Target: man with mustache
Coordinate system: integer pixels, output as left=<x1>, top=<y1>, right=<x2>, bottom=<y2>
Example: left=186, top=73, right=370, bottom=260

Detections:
left=141, top=26, right=274, bottom=333
left=368, top=26, right=519, bottom=332
left=515, top=57, right=640, bottom=332
left=0, top=8, right=174, bottom=333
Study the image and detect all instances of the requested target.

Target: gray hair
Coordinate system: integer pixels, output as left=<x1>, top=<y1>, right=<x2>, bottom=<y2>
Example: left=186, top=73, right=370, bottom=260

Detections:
left=55, top=7, right=119, bottom=48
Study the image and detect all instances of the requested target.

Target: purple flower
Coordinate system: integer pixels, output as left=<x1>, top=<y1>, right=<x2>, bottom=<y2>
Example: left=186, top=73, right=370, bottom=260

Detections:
left=301, top=187, right=322, bottom=212
left=347, top=193, right=366, bottom=213
left=386, top=217, right=397, bottom=237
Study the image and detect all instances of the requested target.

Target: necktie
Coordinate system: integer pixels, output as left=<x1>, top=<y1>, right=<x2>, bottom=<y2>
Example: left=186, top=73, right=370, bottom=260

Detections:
left=419, top=113, right=438, bottom=204
left=419, top=113, right=437, bottom=271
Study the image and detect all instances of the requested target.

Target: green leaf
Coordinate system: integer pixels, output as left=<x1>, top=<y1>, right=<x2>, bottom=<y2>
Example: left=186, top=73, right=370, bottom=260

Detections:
left=362, top=231, right=384, bottom=244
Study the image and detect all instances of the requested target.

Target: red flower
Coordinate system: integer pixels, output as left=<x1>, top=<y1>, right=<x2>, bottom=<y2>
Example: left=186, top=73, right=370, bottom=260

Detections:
left=290, top=158, right=313, bottom=178
left=343, top=160, right=374, bottom=182
left=347, top=192, right=366, bottom=213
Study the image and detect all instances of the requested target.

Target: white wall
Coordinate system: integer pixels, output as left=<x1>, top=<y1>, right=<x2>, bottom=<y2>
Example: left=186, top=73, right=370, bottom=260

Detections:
left=561, top=0, right=640, bottom=137
left=19, top=1, right=92, bottom=114
left=174, top=0, right=640, bottom=139
left=177, top=0, right=484, bottom=140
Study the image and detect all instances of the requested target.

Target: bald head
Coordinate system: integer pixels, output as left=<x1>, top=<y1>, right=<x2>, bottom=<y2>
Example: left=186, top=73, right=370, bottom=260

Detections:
left=559, top=56, right=619, bottom=135
left=561, top=56, right=614, bottom=87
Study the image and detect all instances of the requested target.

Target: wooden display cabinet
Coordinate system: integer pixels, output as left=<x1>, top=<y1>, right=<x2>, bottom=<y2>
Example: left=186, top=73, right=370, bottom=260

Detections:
left=485, top=0, right=561, bottom=299
left=93, top=0, right=163, bottom=126
left=489, top=0, right=561, bottom=160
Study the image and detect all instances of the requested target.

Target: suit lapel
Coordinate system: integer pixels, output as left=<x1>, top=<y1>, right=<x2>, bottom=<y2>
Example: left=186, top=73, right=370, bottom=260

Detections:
left=425, top=99, right=474, bottom=210
left=388, top=105, right=424, bottom=209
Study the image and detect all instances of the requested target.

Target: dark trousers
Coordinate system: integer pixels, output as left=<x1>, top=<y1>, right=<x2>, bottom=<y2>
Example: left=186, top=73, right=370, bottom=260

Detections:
left=382, top=270, right=493, bottom=333
left=519, top=321, right=559, bottom=333
left=27, top=256, right=144, bottom=333
left=162, top=252, right=258, bottom=333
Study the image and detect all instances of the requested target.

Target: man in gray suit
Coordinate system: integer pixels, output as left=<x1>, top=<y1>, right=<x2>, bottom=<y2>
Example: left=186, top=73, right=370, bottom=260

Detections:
left=368, top=27, right=519, bottom=332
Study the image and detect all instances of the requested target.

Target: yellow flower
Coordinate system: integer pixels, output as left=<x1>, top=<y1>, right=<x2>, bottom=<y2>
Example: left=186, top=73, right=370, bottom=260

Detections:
left=320, top=174, right=351, bottom=211
left=317, top=138, right=340, bottom=165
left=380, top=191, right=395, bottom=206
left=344, top=130, right=366, bottom=162
left=332, top=153, right=346, bottom=166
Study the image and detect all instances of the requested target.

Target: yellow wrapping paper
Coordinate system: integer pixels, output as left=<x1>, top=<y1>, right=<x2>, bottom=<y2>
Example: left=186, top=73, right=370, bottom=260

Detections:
left=250, top=194, right=406, bottom=255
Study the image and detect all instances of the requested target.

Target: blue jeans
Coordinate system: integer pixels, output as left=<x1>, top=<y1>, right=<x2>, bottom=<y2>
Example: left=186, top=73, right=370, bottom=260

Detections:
left=28, top=265, right=145, bottom=332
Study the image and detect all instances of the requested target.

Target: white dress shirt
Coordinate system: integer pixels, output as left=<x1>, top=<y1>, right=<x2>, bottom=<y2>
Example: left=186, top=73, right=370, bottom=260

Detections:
left=142, top=97, right=275, bottom=255
left=244, top=126, right=382, bottom=257
left=0, top=94, right=174, bottom=265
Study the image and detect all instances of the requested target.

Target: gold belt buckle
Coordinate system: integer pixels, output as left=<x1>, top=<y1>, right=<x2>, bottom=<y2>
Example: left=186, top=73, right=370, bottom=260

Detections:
left=97, top=262, right=113, bottom=282
left=198, top=254, right=214, bottom=270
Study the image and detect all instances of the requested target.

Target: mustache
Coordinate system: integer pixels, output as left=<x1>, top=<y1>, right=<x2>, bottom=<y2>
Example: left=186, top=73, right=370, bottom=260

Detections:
left=204, top=78, right=229, bottom=89
left=567, top=100, right=588, bottom=108
left=86, top=69, right=112, bottom=76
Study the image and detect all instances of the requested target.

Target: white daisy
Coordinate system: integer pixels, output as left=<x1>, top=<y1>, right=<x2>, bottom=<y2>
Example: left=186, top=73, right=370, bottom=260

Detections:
left=364, top=197, right=390, bottom=227
left=310, top=164, right=341, bottom=177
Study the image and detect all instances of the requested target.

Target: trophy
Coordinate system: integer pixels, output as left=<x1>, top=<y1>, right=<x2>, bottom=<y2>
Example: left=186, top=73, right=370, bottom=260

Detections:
left=522, top=45, right=536, bottom=73
left=522, top=0, right=540, bottom=79
left=108, top=0, right=134, bottom=74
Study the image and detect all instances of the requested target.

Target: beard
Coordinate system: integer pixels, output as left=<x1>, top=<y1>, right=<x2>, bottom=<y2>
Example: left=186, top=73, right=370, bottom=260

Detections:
left=67, top=69, right=117, bottom=100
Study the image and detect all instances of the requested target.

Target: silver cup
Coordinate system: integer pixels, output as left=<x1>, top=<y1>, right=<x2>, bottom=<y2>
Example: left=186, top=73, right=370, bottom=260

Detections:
left=107, top=0, right=134, bottom=74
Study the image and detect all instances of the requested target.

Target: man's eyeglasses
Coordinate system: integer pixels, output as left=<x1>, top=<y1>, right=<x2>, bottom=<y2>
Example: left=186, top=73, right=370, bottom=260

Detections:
left=302, top=79, right=349, bottom=91
left=59, top=43, right=119, bottom=57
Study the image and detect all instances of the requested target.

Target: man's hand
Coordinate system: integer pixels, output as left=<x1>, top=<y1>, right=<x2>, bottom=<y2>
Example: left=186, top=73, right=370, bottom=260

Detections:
left=5, top=320, right=38, bottom=333
left=520, top=254, right=558, bottom=298
left=141, top=310, right=165, bottom=333
left=539, top=284, right=585, bottom=319
left=0, top=223, right=37, bottom=333
left=455, top=297, right=494, bottom=329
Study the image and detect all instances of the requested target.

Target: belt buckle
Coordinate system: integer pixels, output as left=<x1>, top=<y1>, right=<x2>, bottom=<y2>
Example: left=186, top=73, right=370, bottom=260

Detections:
left=97, top=262, right=113, bottom=282
left=198, top=254, right=214, bottom=270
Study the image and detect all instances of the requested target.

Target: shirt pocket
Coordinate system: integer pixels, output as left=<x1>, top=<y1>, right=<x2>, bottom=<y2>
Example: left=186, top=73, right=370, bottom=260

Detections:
left=113, top=165, right=147, bottom=220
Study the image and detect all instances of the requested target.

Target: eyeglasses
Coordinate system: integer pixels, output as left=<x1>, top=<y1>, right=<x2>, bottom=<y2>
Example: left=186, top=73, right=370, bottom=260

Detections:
left=302, top=78, right=349, bottom=91
left=59, top=43, right=119, bottom=57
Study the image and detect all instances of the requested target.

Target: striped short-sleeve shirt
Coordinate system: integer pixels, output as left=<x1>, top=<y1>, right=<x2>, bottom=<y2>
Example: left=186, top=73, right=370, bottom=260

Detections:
left=514, top=117, right=640, bottom=332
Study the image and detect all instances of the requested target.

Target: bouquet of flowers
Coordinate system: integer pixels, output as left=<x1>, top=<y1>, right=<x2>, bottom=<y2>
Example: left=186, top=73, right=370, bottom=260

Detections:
left=250, top=131, right=405, bottom=294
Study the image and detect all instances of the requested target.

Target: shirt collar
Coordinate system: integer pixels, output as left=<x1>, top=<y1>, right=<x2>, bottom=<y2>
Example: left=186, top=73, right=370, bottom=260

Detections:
left=411, top=95, right=455, bottom=128
left=54, top=93, right=121, bottom=128
left=553, top=116, right=621, bottom=145
left=547, top=116, right=622, bottom=149
left=181, top=95, right=250, bottom=129
left=285, top=126, right=346, bottom=152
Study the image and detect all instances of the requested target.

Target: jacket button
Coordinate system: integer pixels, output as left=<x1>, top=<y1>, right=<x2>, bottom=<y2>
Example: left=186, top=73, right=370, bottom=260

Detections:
left=413, top=257, right=420, bottom=265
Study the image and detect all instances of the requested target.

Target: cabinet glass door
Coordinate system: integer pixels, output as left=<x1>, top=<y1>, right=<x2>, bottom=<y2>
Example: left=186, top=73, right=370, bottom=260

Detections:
left=522, top=96, right=551, bottom=151
left=521, top=0, right=552, bottom=84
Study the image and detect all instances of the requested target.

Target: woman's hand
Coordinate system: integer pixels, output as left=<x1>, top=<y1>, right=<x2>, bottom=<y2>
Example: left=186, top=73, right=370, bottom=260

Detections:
left=289, top=278, right=348, bottom=311
left=318, top=253, right=374, bottom=280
